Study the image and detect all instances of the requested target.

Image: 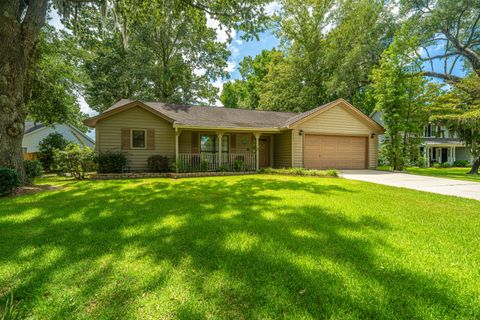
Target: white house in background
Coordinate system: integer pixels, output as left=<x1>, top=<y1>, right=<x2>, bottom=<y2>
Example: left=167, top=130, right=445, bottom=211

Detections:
left=370, top=111, right=473, bottom=166
left=23, top=121, right=95, bottom=159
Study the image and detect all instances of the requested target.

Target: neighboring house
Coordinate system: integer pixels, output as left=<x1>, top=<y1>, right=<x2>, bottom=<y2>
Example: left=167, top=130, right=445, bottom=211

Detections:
left=84, top=99, right=384, bottom=172
left=370, top=111, right=473, bottom=166
left=23, top=122, right=95, bottom=159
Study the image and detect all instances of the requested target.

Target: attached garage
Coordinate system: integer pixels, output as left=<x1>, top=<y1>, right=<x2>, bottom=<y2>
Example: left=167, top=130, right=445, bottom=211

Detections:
left=286, top=99, right=384, bottom=170
left=304, top=134, right=368, bottom=169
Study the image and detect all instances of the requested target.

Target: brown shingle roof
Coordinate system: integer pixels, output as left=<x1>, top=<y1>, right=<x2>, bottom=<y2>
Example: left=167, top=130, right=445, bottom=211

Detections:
left=103, top=99, right=296, bottom=129
left=86, top=98, right=383, bottom=133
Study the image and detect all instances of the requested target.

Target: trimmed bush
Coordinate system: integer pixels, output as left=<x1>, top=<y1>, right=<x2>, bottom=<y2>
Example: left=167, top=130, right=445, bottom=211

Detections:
left=442, top=162, right=451, bottom=168
left=147, top=155, right=171, bottom=173
left=38, top=132, right=69, bottom=171
left=453, top=160, right=470, bottom=167
left=54, top=144, right=94, bottom=179
left=96, top=152, right=127, bottom=173
left=200, top=160, right=209, bottom=172
left=433, top=163, right=442, bottom=168
left=0, top=167, right=20, bottom=196
left=259, top=167, right=338, bottom=177
left=233, top=159, right=245, bottom=172
left=24, top=160, right=43, bottom=184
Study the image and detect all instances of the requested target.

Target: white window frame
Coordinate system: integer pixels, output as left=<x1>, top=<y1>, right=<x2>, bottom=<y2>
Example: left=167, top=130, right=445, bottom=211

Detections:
left=130, top=129, right=147, bottom=149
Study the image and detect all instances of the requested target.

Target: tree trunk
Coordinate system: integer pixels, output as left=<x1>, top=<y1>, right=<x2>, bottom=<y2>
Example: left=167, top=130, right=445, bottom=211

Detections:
left=0, top=0, right=48, bottom=183
left=467, top=158, right=480, bottom=175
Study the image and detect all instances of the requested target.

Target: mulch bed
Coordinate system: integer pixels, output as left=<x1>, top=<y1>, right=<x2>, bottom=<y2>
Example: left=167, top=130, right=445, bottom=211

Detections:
left=11, top=185, right=60, bottom=197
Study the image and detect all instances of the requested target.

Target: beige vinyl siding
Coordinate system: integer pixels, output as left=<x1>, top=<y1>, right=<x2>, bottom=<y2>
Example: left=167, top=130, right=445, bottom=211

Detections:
left=291, top=129, right=303, bottom=167
left=179, top=131, right=192, bottom=153
left=291, top=104, right=379, bottom=169
left=96, top=106, right=175, bottom=171
left=274, top=130, right=292, bottom=168
left=369, top=135, right=378, bottom=168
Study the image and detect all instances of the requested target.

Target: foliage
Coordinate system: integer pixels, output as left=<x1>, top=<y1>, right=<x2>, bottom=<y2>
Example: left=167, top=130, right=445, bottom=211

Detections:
left=95, top=152, right=128, bottom=174
left=23, top=160, right=43, bottom=184
left=53, top=144, right=94, bottom=179
left=0, top=168, right=20, bottom=197
left=222, top=0, right=396, bottom=114
left=371, top=31, right=433, bottom=170
left=454, top=160, right=470, bottom=168
left=221, top=49, right=284, bottom=109
left=259, top=167, right=338, bottom=177
left=430, top=75, right=480, bottom=174
left=215, top=164, right=228, bottom=172
left=233, top=159, right=245, bottom=172
left=26, top=24, right=88, bottom=130
left=38, top=132, right=69, bottom=171
left=200, top=160, right=209, bottom=172
left=399, top=0, right=480, bottom=81
left=441, top=162, right=452, bottom=168
left=72, top=1, right=239, bottom=112
left=147, top=155, right=171, bottom=173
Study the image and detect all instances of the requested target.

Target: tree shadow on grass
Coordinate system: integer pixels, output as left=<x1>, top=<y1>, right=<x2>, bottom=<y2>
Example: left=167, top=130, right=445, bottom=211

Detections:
left=0, top=177, right=475, bottom=319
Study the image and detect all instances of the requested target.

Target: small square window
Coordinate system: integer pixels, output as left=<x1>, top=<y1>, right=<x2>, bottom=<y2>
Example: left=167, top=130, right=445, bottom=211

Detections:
left=131, top=130, right=146, bottom=149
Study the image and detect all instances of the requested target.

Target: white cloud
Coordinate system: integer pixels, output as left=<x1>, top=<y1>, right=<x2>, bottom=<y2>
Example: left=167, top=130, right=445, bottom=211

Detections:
left=79, top=96, right=97, bottom=116
left=229, top=45, right=240, bottom=59
left=264, top=1, right=282, bottom=16
left=193, top=68, right=207, bottom=76
left=206, top=14, right=236, bottom=43
left=234, top=39, right=243, bottom=45
left=226, top=61, right=236, bottom=73
left=211, top=79, right=224, bottom=106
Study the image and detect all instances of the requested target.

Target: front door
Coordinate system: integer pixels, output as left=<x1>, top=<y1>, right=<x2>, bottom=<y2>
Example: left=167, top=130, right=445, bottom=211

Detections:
left=259, top=137, right=270, bottom=168
left=441, top=148, right=448, bottom=163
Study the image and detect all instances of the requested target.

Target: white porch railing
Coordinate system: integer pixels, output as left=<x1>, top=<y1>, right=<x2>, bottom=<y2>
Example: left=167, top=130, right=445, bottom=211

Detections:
left=178, top=153, right=256, bottom=172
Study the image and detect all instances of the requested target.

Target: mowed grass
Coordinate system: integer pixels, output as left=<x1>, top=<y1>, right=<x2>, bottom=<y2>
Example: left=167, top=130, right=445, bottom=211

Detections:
left=406, top=167, right=480, bottom=182
left=1, top=175, right=479, bottom=319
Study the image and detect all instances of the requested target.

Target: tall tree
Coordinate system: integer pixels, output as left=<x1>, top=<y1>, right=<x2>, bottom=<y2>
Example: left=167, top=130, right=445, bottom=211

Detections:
left=222, top=0, right=396, bottom=113
left=0, top=0, right=271, bottom=182
left=220, top=49, right=284, bottom=109
left=401, top=0, right=480, bottom=81
left=371, top=34, right=432, bottom=170
left=27, top=24, right=87, bottom=129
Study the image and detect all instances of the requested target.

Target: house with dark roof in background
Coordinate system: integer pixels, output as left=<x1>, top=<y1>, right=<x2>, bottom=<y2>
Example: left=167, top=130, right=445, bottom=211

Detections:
left=84, top=99, right=384, bottom=172
left=23, top=122, right=95, bottom=160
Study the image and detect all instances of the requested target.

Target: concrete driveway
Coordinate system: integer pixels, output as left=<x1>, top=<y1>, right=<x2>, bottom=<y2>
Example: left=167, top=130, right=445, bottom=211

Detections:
left=341, top=170, right=480, bottom=201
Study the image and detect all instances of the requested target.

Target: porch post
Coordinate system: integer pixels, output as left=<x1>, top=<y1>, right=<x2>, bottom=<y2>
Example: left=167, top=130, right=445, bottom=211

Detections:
left=217, top=132, right=223, bottom=168
left=426, top=146, right=430, bottom=167
left=453, top=146, right=456, bottom=162
left=175, top=128, right=180, bottom=173
left=254, top=132, right=261, bottom=171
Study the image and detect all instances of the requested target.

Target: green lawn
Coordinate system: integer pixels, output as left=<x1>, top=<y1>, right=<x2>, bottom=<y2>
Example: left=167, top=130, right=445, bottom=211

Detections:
left=378, top=166, right=480, bottom=182
left=1, top=175, right=479, bottom=319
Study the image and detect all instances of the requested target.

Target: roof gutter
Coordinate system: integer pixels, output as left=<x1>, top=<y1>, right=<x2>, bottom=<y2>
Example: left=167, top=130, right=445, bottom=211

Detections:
left=173, top=123, right=285, bottom=132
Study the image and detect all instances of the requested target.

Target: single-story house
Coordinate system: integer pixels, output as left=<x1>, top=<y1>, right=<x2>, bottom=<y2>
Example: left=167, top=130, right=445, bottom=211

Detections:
left=84, top=98, right=384, bottom=172
left=23, top=122, right=95, bottom=160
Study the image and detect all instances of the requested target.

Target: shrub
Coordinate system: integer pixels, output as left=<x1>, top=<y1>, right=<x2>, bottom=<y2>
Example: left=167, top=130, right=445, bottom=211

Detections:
left=233, top=159, right=245, bottom=172
left=24, top=160, right=43, bottom=184
left=259, top=167, right=338, bottom=177
left=95, top=152, right=127, bottom=173
left=54, top=144, right=94, bottom=179
left=0, top=167, right=20, bottom=196
left=433, top=163, right=442, bottom=168
left=147, top=155, right=170, bottom=172
left=38, top=132, right=69, bottom=171
left=217, top=164, right=229, bottom=172
left=200, top=160, right=209, bottom=172
left=172, top=160, right=188, bottom=173
left=442, top=162, right=451, bottom=168
left=453, top=160, right=470, bottom=167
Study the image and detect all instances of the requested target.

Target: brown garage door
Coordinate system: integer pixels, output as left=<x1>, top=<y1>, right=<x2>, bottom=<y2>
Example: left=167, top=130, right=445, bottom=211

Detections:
left=304, top=134, right=367, bottom=169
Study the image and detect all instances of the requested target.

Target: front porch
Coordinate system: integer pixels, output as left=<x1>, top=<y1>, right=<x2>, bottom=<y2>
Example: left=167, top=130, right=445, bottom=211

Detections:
left=174, top=129, right=275, bottom=172
left=423, top=143, right=472, bottom=166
